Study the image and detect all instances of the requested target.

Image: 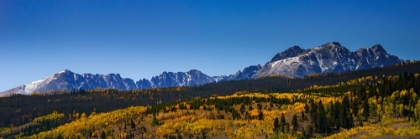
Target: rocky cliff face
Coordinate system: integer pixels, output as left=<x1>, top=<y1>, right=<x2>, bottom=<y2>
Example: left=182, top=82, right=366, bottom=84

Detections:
left=270, top=46, right=306, bottom=62
left=254, top=42, right=402, bottom=77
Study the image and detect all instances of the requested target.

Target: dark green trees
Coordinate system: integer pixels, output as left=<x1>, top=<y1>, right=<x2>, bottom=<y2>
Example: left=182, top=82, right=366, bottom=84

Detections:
left=273, top=117, right=280, bottom=134
left=258, top=111, right=264, bottom=120
left=291, top=114, right=298, bottom=131
left=280, top=113, right=286, bottom=133
left=362, top=99, right=370, bottom=120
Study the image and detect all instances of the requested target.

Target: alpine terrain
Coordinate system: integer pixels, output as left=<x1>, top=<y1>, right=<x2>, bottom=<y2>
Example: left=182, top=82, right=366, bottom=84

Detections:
left=255, top=42, right=402, bottom=77
left=0, top=42, right=402, bottom=96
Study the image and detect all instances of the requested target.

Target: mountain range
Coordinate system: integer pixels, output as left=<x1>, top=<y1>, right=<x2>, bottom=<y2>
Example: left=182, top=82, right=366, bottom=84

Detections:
left=255, top=42, right=402, bottom=77
left=0, top=42, right=403, bottom=96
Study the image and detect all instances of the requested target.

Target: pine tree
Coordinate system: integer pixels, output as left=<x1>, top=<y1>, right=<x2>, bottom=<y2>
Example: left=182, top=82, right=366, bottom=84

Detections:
left=130, top=119, right=136, bottom=129
left=351, top=99, right=359, bottom=117
left=280, top=113, right=286, bottom=133
left=240, top=104, right=245, bottom=114
left=292, top=114, right=298, bottom=131
left=362, top=99, right=370, bottom=121
left=258, top=111, right=264, bottom=120
left=273, top=117, right=280, bottom=135
left=333, top=101, right=341, bottom=129
left=301, top=111, right=305, bottom=121
left=317, top=100, right=329, bottom=133
left=341, top=95, right=352, bottom=129
left=151, top=115, right=159, bottom=126
left=101, top=130, right=106, bottom=139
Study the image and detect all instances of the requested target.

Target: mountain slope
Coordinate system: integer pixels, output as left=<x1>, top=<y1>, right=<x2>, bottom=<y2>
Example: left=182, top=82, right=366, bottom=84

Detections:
left=254, top=42, right=403, bottom=77
left=149, top=69, right=215, bottom=88
left=0, top=69, right=217, bottom=96
left=222, top=65, right=262, bottom=81
left=270, top=45, right=306, bottom=62
left=1, top=70, right=138, bottom=96
left=354, top=44, right=402, bottom=69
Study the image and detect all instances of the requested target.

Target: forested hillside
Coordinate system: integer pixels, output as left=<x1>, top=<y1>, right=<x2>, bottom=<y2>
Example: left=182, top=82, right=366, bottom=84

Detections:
left=1, top=61, right=420, bottom=138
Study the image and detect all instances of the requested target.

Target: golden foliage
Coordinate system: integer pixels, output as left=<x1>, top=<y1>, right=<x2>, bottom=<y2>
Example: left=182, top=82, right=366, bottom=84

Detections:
left=33, top=111, right=64, bottom=123
left=31, top=106, right=147, bottom=139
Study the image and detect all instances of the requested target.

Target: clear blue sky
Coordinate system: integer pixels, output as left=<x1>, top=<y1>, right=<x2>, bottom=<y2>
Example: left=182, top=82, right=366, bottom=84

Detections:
left=1, top=0, right=420, bottom=91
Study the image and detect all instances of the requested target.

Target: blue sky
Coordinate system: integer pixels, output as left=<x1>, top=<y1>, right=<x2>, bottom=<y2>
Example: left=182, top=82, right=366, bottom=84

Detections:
left=1, top=0, right=420, bottom=91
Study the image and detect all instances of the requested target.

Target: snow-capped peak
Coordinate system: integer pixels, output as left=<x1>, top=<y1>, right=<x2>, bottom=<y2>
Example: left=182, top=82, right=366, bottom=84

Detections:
left=255, top=42, right=402, bottom=78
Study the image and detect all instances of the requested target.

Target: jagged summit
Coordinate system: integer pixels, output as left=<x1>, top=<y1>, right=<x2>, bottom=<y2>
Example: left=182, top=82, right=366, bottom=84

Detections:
left=371, top=44, right=386, bottom=53
left=57, top=69, right=73, bottom=74
left=187, top=69, right=202, bottom=73
left=316, top=42, right=347, bottom=51
left=331, top=42, right=341, bottom=46
left=255, top=42, right=402, bottom=78
left=319, top=42, right=341, bottom=47
left=289, top=45, right=303, bottom=50
left=58, top=69, right=70, bottom=73
left=270, top=45, right=305, bottom=62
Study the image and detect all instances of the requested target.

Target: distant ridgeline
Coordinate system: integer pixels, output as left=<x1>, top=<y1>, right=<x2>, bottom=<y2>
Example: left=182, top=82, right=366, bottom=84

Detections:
left=1, top=42, right=403, bottom=96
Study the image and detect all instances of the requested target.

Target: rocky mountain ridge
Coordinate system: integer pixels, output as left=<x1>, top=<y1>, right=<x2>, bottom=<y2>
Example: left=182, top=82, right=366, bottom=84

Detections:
left=255, top=42, right=402, bottom=77
left=0, top=42, right=403, bottom=96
